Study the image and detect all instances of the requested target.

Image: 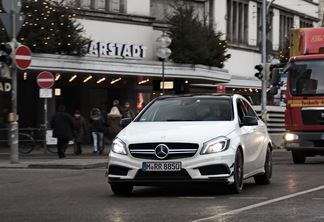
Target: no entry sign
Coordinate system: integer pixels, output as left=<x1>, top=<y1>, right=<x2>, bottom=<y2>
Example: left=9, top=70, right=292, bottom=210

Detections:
left=37, top=71, right=55, bottom=88
left=15, top=45, right=32, bottom=70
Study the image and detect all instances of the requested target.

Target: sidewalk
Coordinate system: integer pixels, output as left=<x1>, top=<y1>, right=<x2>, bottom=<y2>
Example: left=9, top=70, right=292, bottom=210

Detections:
left=0, top=144, right=109, bottom=169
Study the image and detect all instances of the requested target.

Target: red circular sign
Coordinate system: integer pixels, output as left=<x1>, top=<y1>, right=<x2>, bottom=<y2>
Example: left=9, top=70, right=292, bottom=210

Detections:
left=15, top=45, right=32, bottom=70
left=37, top=72, right=55, bottom=88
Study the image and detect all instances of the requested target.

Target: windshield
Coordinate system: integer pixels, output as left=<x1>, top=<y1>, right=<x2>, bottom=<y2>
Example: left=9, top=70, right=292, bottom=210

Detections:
left=137, top=97, right=233, bottom=122
left=290, top=60, right=324, bottom=96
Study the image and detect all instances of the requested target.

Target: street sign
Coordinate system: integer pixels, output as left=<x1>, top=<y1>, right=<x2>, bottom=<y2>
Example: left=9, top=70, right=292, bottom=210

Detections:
left=37, top=72, right=55, bottom=88
left=15, top=45, right=32, bottom=70
left=39, top=88, right=53, bottom=98
left=0, top=0, right=24, bottom=39
left=2, top=0, right=22, bottom=14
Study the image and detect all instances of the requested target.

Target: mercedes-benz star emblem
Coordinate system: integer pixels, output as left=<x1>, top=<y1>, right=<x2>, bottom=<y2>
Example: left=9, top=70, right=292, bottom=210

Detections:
left=155, top=144, right=169, bottom=159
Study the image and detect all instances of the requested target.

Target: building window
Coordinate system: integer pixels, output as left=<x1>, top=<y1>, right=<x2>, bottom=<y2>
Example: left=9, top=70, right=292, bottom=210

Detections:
left=66, top=0, right=125, bottom=12
left=81, top=0, right=91, bottom=9
left=110, top=0, right=125, bottom=13
left=300, top=18, right=313, bottom=28
left=98, top=0, right=107, bottom=10
left=279, top=12, right=294, bottom=50
left=226, top=0, right=249, bottom=45
left=256, top=4, right=273, bottom=52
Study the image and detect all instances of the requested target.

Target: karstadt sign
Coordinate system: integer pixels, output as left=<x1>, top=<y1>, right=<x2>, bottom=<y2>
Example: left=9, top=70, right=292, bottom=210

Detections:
left=88, top=41, right=147, bottom=58
left=0, top=78, right=11, bottom=92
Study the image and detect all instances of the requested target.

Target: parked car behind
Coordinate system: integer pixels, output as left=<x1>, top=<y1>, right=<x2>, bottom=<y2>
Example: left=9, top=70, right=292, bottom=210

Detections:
left=106, top=94, right=272, bottom=195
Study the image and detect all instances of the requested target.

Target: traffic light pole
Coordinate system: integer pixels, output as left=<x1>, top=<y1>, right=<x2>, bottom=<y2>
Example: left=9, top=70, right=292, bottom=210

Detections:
left=261, top=0, right=267, bottom=124
left=10, top=55, right=18, bottom=163
left=10, top=5, right=19, bottom=163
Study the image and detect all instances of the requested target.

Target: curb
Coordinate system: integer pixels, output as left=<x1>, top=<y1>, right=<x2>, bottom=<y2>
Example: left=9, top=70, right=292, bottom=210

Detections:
left=27, top=162, right=107, bottom=169
left=0, top=159, right=107, bottom=169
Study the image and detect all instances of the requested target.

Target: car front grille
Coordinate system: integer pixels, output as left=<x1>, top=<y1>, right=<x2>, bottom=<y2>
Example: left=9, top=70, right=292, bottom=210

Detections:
left=135, top=169, right=192, bottom=180
left=129, top=143, right=199, bottom=160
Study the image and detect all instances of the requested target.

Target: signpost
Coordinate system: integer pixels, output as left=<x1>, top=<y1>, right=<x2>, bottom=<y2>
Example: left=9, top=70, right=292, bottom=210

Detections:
left=37, top=71, right=54, bottom=151
left=0, top=0, right=27, bottom=163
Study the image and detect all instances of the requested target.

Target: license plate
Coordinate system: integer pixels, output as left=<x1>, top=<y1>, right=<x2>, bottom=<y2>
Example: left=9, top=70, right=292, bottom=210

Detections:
left=142, top=162, right=181, bottom=171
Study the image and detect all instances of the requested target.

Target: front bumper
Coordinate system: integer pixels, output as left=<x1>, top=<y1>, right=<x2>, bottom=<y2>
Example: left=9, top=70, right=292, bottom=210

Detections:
left=285, top=131, right=324, bottom=154
left=106, top=150, right=236, bottom=186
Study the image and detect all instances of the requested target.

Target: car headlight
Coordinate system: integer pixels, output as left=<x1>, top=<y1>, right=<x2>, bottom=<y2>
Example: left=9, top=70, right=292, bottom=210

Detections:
left=201, top=136, right=230, bottom=154
left=284, top=133, right=298, bottom=141
left=111, top=138, right=127, bottom=155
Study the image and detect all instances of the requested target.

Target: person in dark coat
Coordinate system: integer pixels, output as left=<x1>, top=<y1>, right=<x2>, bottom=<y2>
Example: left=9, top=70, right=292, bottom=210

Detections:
left=89, top=108, right=105, bottom=154
left=73, top=110, right=86, bottom=155
left=50, top=105, right=75, bottom=158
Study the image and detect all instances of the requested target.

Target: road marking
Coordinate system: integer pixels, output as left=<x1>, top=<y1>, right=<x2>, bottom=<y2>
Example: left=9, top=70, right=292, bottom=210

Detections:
left=192, top=185, right=324, bottom=222
left=229, top=197, right=267, bottom=200
left=179, top=197, right=216, bottom=199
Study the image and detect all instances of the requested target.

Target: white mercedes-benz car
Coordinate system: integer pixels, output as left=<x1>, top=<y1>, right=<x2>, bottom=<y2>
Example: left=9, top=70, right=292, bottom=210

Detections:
left=106, top=94, right=272, bottom=195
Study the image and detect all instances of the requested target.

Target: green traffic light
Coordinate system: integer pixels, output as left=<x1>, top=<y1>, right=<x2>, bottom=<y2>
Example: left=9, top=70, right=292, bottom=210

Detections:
left=254, top=73, right=263, bottom=80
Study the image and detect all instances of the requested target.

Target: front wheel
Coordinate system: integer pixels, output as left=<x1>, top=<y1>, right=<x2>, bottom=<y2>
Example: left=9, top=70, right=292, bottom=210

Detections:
left=111, top=183, right=133, bottom=196
left=254, top=145, right=272, bottom=185
left=227, top=149, right=244, bottom=194
left=19, top=133, right=35, bottom=154
left=292, top=150, right=306, bottom=164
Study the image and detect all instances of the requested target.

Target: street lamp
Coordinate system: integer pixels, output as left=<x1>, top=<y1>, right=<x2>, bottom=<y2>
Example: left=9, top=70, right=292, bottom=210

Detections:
left=156, top=33, right=172, bottom=94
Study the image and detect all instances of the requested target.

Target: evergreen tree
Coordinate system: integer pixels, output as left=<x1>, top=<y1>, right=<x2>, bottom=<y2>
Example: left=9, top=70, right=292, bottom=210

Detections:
left=0, top=0, right=90, bottom=56
left=167, top=1, right=230, bottom=68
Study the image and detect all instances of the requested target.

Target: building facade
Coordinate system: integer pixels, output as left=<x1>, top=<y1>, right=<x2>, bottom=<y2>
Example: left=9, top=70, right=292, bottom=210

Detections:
left=0, top=0, right=322, bottom=129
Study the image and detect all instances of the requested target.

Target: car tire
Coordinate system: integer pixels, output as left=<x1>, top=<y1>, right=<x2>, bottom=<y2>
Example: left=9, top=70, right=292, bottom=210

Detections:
left=254, top=145, right=272, bottom=185
left=292, top=151, right=306, bottom=164
left=111, top=183, right=133, bottom=196
left=228, top=148, right=243, bottom=194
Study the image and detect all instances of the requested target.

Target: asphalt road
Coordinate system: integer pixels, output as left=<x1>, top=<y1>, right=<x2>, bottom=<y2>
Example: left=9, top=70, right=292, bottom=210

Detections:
left=0, top=149, right=324, bottom=222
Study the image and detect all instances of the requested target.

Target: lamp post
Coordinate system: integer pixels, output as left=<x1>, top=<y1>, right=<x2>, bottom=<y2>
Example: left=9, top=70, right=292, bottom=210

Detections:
left=156, top=33, right=172, bottom=94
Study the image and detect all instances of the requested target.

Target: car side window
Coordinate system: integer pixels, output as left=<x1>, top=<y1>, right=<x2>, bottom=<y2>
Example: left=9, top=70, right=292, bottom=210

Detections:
left=237, top=100, right=245, bottom=124
left=241, top=100, right=257, bottom=118
left=237, top=98, right=258, bottom=124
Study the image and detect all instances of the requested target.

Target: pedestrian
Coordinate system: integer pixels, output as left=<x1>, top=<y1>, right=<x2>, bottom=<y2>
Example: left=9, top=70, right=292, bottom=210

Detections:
left=122, top=102, right=135, bottom=119
left=89, top=108, right=105, bottom=154
left=50, top=105, right=75, bottom=158
left=112, top=99, right=124, bottom=115
left=107, top=105, right=122, bottom=142
left=73, top=110, right=86, bottom=155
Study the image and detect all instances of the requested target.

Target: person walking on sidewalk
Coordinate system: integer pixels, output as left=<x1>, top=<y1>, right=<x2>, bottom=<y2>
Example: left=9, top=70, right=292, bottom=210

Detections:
left=89, top=108, right=105, bottom=154
left=107, top=105, right=122, bottom=142
left=50, top=105, right=75, bottom=158
left=73, top=110, right=86, bottom=155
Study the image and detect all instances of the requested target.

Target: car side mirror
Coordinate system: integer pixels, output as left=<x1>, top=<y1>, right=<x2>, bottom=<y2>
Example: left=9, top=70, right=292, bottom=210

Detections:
left=242, top=116, right=258, bottom=126
left=120, top=117, right=132, bottom=128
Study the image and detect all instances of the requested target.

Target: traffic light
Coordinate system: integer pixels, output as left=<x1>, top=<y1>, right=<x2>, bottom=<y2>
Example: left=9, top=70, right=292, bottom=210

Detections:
left=0, top=42, right=13, bottom=79
left=0, top=43, right=13, bottom=66
left=254, top=64, right=263, bottom=80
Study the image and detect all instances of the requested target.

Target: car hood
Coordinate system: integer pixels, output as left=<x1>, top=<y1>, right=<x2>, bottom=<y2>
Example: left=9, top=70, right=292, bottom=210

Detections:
left=117, top=121, right=236, bottom=144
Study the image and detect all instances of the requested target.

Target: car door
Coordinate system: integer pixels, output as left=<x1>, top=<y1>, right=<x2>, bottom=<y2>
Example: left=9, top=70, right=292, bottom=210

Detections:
left=236, top=98, right=266, bottom=174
